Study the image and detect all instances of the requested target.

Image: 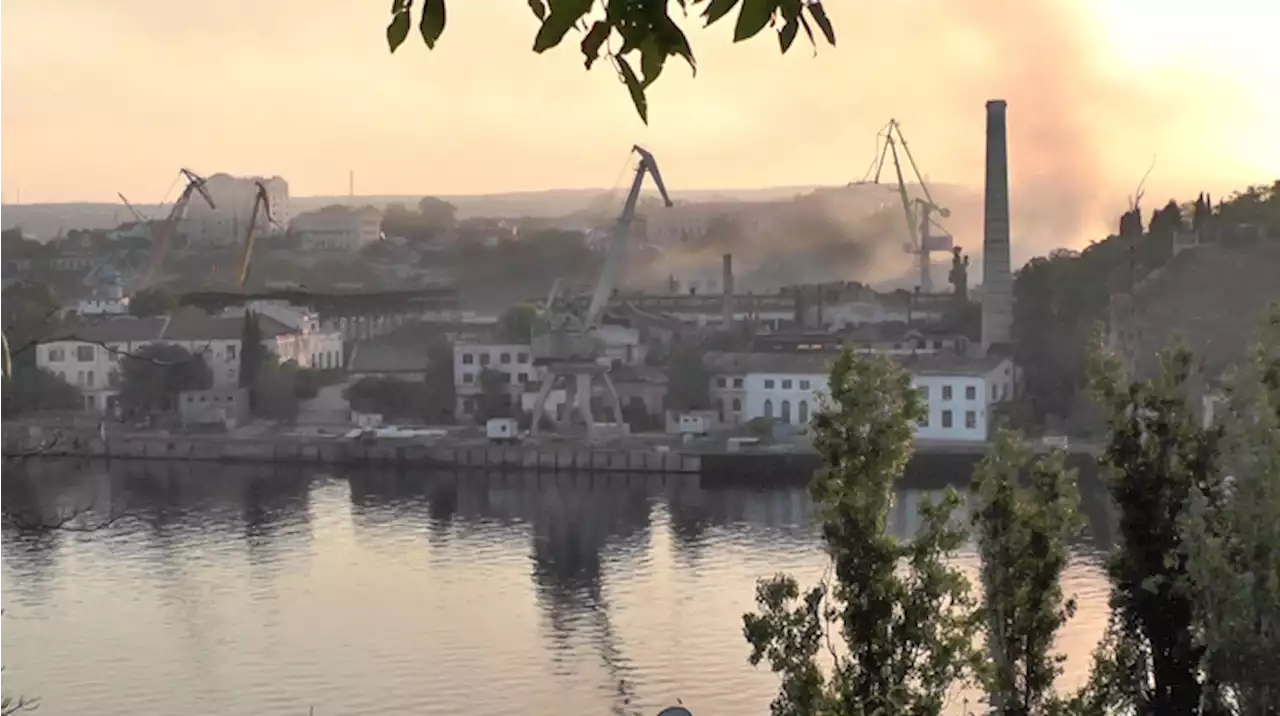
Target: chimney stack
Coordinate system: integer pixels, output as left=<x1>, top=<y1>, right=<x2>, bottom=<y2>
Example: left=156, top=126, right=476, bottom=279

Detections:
left=981, top=99, right=1013, bottom=352
left=722, top=253, right=735, bottom=327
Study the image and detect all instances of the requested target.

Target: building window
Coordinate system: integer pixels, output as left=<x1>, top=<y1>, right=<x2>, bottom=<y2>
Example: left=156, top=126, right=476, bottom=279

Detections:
left=781, top=400, right=792, bottom=423
left=227, top=344, right=237, bottom=361
left=919, top=410, right=929, bottom=428
left=517, top=372, right=528, bottom=383
left=764, top=399, right=774, bottom=418
left=500, top=352, right=511, bottom=364
left=764, top=379, right=775, bottom=389
left=965, top=410, right=977, bottom=429
left=782, top=379, right=793, bottom=390
left=47, top=347, right=65, bottom=363
left=76, top=345, right=94, bottom=362
left=480, top=353, right=491, bottom=366
left=942, top=410, right=953, bottom=428
left=798, top=400, right=809, bottom=424
left=463, top=372, right=475, bottom=383
left=800, top=379, right=810, bottom=390
left=732, top=397, right=741, bottom=412
left=965, top=385, right=976, bottom=400
left=86, top=370, right=95, bottom=388
left=733, top=378, right=743, bottom=388
left=942, top=385, right=953, bottom=401
left=462, top=353, right=474, bottom=365
left=717, top=377, right=727, bottom=388
left=517, top=352, right=529, bottom=363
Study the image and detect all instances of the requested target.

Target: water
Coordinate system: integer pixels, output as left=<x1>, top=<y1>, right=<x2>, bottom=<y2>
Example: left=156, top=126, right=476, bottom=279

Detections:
left=2, top=461, right=1115, bottom=716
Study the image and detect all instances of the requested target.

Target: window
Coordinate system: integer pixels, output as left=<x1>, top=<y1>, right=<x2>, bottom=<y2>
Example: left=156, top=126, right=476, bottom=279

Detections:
left=733, top=378, right=743, bottom=388
left=965, top=410, right=977, bottom=429
left=500, top=352, right=511, bottom=364
left=518, top=372, right=528, bottom=383
left=942, top=385, right=953, bottom=401
left=517, top=352, right=529, bottom=363
left=781, top=400, right=792, bottom=423
left=764, top=379, right=775, bottom=389
left=86, top=370, right=95, bottom=388
left=764, top=399, right=774, bottom=418
left=798, top=400, right=809, bottom=424
left=965, top=385, right=976, bottom=400
left=942, top=410, right=953, bottom=428
left=717, top=377, right=727, bottom=388
left=227, top=344, right=237, bottom=361
left=919, top=385, right=930, bottom=401
left=919, top=410, right=929, bottom=428
left=479, top=353, right=491, bottom=366
left=47, top=347, right=65, bottom=363
left=800, top=379, right=811, bottom=390
left=463, top=372, right=475, bottom=383
left=732, top=397, right=742, bottom=411
left=77, top=345, right=94, bottom=362
left=76, top=371, right=85, bottom=386
left=462, top=353, right=474, bottom=365
left=782, top=379, right=792, bottom=390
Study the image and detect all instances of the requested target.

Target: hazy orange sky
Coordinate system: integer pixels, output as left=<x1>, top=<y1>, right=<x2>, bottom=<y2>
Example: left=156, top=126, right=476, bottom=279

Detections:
left=2, top=0, right=1277, bottom=244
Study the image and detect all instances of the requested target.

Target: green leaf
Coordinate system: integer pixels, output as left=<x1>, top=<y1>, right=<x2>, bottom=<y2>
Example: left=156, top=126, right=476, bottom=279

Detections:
left=533, top=0, right=594, bottom=53
left=659, top=15, right=696, bottom=72
left=640, top=35, right=666, bottom=87
left=528, top=0, right=547, bottom=21
left=806, top=1, right=836, bottom=45
left=386, top=9, right=412, bottom=52
left=419, top=0, right=446, bottom=49
left=702, top=0, right=739, bottom=25
left=798, top=13, right=815, bottom=46
left=734, top=0, right=776, bottom=42
left=778, top=15, right=799, bottom=52
left=617, top=56, right=648, bottom=124
left=580, top=21, right=610, bottom=69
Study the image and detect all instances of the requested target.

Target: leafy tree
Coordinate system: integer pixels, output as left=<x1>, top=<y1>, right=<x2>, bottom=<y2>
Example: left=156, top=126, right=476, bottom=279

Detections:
left=128, top=288, right=178, bottom=317
left=1180, top=306, right=1280, bottom=714
left=422, top=338, right=456, bottom=423
left=497, top=303, right=539, bottom=343
left=239, top=311, right=264, bottom=389
left=742, top=351, right=980, bottom=716
left=385, top=0, right=838, bottom=123
left=970, top=430, right=1085, bottom=715
left=416, top=196, right=458, bottom=231
left=665, top=340, right=710, bottom=411
left=1085, top=331, right=1223, bottom=716
left=475, top=367, right=512, bottom=422
left=118, top=343, right=213, bottom=413
left=252, top=355, right=300, bottom=422
left=2, top=367, right=83, bottom=417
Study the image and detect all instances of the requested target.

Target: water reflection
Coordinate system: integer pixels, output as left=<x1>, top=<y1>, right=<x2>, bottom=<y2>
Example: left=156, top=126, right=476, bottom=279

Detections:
left=3, top=460, right=1113, bottom=716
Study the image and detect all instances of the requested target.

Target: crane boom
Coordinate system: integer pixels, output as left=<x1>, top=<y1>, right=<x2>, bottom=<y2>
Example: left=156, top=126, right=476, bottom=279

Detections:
left=584, top=145, right=672, bottom=327
left=236, top=181, right=275, bottom=287
left=139, top=168, right=216, bottom=290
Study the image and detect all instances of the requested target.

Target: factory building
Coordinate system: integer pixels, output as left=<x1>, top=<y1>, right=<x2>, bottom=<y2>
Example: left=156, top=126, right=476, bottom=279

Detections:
left=181, top=173, right=290, bottom=247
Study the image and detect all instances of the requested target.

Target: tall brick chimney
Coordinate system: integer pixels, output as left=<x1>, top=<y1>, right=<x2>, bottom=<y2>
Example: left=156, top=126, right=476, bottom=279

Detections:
left=721, top=253, right=735, bottom=327
left=981, top=99, right=1014, bottom=352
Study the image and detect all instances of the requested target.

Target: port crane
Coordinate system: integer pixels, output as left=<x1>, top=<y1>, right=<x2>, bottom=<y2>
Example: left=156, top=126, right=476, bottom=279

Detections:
left=854, top=119, right=954, bottom=292
left=126, top=168, right=216, bottom=290
left=528, top=145, right=673, bottom=438
left=236, top=181, right=277, bottom=287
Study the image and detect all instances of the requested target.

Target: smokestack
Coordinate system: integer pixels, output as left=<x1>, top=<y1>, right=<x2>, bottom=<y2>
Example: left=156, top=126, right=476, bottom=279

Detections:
left=981, top=99, right=1014, bottom=352
left=722, top=253, right=735, bottom=327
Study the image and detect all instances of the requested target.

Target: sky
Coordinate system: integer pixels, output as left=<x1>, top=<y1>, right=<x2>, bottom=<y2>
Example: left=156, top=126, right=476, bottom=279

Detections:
left=2, top=0, right=1278, bottom=247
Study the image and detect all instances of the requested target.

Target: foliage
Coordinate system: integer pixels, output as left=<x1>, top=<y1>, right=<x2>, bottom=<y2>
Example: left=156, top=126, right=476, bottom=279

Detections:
left=252, top=355, right=300, bottom=421
left=385, top=0, right=837, bottom=123
left=664, top=340, right=710, bottom=411
left=345, top=376, right=428, bottom=420
left=970, top=430, right=1085, bottom=715
left=381, top=197, right=458, bottom=240
left=2, top=282, right=63, bottom=368
left=742, top=351, right=981, bottom=716
left=497, top=303, right=540, bottom=343
left=474, top=367, right=513, bottom=422
left=118, top=343, right=213, bottom=413
left=422, top=338, right=457, bottom=423
left=2, top=367, right=84, bottom=417
left=239, top=311, right=265, bottom=389
left=128, top=288, right=178, bottom=317
left=1085, top=329, right=1223, bottom=715
left=1180, top=305, right=1280, bottom=714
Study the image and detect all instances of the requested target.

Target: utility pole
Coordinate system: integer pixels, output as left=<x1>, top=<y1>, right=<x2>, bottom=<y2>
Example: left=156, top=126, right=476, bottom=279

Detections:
left=349, top=170, right=355, bottom=198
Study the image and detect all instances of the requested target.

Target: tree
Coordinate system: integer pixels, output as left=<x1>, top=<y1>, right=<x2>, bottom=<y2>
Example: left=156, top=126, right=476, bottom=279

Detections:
left=422, top=338, right=456, bottom=423
left=1085, top=331, right=1223, bottom=715
left=742, top=351, right=981, bottom=716
left=345, top=376, right=426, bottom=420
left=970, top=430, right=1085, bottom=715
left=664, top=340, right=710, bottom=411
left=252, top=355, right=300, bottom=421
left=475, top=367, right=512, bottom=422
left=416, top=196, right=458, bottom=231
left=1180, top=306, right=1280, bottom=714
left=385, top=0, right=838, bottom=123
left=2, top=368, right=83, bottom=417
left=497, top=303, right=539, bottom=343
left=118, top=343, right=213, bottom=413
left=128, top=288, right=178, bottom=317
left=239, top=311, right=264, bottom=389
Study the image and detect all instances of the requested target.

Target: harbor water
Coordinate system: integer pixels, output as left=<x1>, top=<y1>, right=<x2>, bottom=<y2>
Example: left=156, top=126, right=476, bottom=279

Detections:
left=1, top=460, right=1115, bottom=716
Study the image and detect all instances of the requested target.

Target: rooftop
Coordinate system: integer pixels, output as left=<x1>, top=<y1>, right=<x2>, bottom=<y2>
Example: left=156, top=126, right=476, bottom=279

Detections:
left=703, top=350, right=1009, bottom=378
left=55, top=313, right=295, bottom=344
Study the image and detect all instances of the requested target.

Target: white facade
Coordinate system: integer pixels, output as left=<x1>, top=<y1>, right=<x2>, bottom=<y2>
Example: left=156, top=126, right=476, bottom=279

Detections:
left=293, top=206, right=383, bottom=252
left=453, top=341, right=535, bottom=417
left=181, top=174, right=290, bottom=247
left=736, top=357, right=1017, bottom=443
left=234, top=302, right=344, bottom=370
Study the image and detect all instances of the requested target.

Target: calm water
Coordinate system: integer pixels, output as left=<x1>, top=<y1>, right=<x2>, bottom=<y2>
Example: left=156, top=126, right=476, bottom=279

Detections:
left=2, top=461, right=1116, bottom=716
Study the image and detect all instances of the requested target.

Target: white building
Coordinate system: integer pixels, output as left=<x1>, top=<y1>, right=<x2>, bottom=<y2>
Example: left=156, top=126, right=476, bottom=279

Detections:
left=705, top=351, right=1017, bottom=442
left=453, top=340, right=534, bottom=418
left=292, top=205, right=384, bottom=252
left=181, top=173, right=290, bottom=247
left=35, top=312, right=328, bottom=414
left=231, top=301, right=344, bottom=370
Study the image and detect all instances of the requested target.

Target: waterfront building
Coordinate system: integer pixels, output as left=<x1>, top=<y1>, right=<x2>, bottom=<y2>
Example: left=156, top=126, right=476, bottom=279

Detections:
left=293, top=205, right=384, bottom=252
left=453, top=339, right=534, bottom=419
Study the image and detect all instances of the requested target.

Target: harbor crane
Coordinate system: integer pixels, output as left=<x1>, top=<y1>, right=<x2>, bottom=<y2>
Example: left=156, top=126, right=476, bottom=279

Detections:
left=236, top=181, right=278, bottom=287
left=129, top=168, right=216, bottom=290
left=854, top=119, right=954, bottom=292
left=529, top=145, right=673, bottom=438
